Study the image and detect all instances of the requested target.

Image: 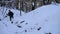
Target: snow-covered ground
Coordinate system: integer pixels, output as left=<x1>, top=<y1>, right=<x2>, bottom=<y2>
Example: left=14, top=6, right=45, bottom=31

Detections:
left=0, top=4, right=60, bottom=34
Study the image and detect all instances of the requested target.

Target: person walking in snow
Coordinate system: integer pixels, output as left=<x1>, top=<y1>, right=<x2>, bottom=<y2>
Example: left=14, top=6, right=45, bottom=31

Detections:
left=7, top=10, right=14, bottom=21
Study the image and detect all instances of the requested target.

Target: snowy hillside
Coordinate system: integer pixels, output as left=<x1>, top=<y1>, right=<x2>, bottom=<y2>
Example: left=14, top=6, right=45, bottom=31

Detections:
left=0, top=4, right=60, bottom=34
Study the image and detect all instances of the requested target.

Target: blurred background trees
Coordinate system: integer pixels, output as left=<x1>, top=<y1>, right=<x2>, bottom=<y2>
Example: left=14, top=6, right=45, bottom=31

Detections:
left=0, top=0, right=60, bottom=12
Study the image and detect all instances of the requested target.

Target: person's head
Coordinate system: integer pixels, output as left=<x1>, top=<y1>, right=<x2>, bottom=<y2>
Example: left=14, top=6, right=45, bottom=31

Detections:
left=9, top=10, right=11, bottom=12
left=9, top=10, right=12, bottom=13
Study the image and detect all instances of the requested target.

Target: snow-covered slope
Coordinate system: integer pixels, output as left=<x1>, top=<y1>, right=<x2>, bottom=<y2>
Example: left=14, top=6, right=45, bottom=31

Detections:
left=0, top=4, right=60, bottom=34
left=21, top=4, right=60, bottom=34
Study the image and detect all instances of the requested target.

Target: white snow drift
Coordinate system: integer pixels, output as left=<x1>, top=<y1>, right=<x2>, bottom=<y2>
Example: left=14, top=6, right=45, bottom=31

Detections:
left=0, top=4, right=60, bottom=34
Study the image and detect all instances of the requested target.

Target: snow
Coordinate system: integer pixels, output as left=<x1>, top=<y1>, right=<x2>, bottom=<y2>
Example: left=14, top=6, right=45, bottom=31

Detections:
left=21, top=4, right=60, bottom=34
left=0, top=4, right=60, bottom=34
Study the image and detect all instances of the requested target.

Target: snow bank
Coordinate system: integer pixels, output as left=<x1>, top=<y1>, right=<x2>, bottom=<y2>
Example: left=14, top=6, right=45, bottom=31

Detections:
left=0, top=4, right=60, bottom=34
left=21, top=4, right=60, bottom=34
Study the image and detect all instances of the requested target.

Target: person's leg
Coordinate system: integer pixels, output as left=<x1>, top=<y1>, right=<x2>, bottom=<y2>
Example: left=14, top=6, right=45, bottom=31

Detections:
left=10, top=17, right=11, bottom=21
